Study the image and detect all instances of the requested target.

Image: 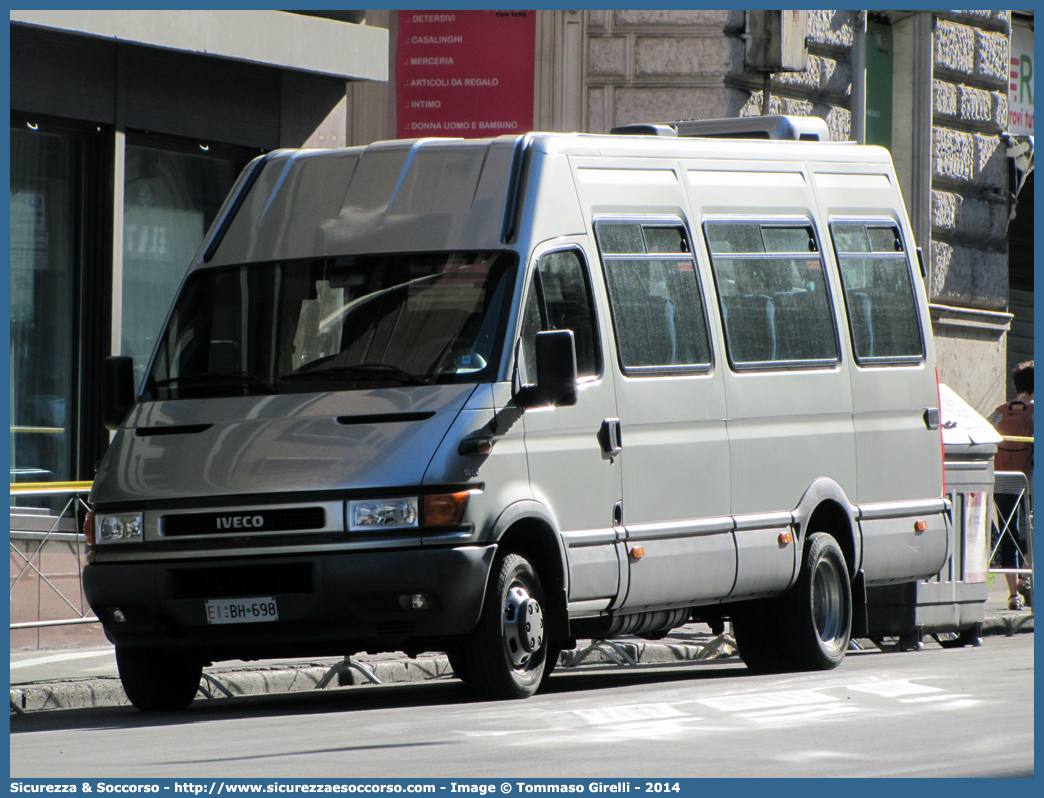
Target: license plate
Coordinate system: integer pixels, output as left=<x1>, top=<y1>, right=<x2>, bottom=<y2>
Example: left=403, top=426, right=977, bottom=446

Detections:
left=205, top=597, right=279, bottom=624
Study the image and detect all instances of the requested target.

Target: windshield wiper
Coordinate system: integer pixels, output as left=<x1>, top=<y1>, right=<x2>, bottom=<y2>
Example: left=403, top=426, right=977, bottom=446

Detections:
left=283, top=363, right=428, bottom=386
left=150, top=371, right=277, bottom=394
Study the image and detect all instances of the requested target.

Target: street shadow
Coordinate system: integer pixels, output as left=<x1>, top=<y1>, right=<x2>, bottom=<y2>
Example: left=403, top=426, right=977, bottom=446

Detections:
left=10, top=658, right=753, bottom=734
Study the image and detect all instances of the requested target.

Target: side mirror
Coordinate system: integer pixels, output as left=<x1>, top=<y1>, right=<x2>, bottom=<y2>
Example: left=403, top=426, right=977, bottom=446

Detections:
left=101, top=355, right=135, bottom=431
left=517, top=330, right=578, bottom=410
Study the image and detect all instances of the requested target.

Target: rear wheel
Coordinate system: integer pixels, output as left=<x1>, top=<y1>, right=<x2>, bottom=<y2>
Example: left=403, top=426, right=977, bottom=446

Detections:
left=781, top=532, right=852, bottom=670
left=461, top=552, right=549, bottom=700
left=116, top=647, right=202, bottom=711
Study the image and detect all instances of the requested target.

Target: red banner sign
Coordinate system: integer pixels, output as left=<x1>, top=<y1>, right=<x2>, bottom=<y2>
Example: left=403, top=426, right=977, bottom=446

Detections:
left=397, top=10, right=536, bottom=139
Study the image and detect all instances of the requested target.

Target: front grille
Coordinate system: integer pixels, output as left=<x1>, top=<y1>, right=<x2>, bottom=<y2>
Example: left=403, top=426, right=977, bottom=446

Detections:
left=169, top=563, right=313, bottom=599
left=163, top=507, right=326, bottom=537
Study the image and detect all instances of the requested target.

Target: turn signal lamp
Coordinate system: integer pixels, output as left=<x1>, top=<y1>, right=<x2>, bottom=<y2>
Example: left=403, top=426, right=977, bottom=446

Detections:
left=630, top=546, right=645, bottom=560
left=423, top=491, right=470, bottom=527
left=83, top=511, right=95, bottom=545
left=914, top=520, right=928, bottom=532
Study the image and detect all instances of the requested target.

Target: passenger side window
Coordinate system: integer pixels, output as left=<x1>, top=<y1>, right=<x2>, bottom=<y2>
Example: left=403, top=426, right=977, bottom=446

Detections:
left=831, top=222, right=924, bottom=364
left=704, top=221, right=839, bottom=369
left=595, top=221, right=711, bottom=374
left=520, top=249, right=601, bottom=380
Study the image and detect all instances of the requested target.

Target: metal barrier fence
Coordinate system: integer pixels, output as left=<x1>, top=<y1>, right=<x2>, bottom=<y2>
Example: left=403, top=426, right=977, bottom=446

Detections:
left=989, top=469, right=1034, bottom=608
left=9, top=481, right=99, bottom=632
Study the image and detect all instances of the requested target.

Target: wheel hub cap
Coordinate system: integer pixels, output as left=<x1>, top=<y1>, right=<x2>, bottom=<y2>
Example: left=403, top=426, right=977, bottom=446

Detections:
left=504, top=586, right=544, bottom=667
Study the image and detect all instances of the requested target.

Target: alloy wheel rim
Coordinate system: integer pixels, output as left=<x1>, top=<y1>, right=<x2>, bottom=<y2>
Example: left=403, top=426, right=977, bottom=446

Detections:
left=812, top=557, right=844, bottom=647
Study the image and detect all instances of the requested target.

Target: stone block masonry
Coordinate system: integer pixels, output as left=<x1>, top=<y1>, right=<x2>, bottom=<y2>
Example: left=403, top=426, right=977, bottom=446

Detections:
left=928, top=12, right=1010, bottom=314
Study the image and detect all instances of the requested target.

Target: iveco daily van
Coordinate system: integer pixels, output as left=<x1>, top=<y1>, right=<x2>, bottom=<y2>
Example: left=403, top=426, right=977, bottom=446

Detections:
left=84, top=116, right=949, bottom=710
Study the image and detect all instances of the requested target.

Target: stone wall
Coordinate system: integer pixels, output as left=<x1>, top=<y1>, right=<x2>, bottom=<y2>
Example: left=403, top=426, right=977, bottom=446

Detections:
left=928, top=11, right=1012, bottom=413
left=581, top=10, right=859, bottom=139
left=583, top=9, right=749, bottom=132
left=929, top=11, right=1011, bottom=312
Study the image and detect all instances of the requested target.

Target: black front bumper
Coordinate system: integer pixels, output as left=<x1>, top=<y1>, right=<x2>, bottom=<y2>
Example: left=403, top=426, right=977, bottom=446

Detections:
left=83, top=545, right=496, bottom=658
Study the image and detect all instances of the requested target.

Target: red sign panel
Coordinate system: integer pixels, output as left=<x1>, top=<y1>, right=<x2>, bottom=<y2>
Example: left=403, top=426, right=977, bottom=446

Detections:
left=397, top=10, right=536, bottom=139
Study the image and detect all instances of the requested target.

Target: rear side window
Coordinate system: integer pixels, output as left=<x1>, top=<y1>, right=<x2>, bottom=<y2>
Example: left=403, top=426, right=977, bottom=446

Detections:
left=830, top=221, right=924, bottom=364
left=595, top=221, right=712, bottom=375
left=519, top=249, right=601, bottom=379
left=704, top=221, right=839, bottom=369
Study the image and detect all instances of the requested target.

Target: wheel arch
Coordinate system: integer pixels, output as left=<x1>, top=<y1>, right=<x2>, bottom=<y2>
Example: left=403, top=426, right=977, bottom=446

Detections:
left=489, top=500, right=570, bottom=641
left=793, top=478, right=862, bottom=579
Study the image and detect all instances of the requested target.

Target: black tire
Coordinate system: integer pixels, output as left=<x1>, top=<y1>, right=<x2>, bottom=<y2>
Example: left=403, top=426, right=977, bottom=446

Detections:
left=780, top=532, right=852, bottom=671
left=538, top=642, right=563, bottom=690
left=116, top=647, right=203, bottom=711
left=446, top=645, right=472, bottom=683
left=731, top=599, right=792, bottom=674
left=461, top=552, right=549, bottom=700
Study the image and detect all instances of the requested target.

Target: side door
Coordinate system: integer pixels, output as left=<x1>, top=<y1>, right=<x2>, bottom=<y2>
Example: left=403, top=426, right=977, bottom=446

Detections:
left=518, top=242, right=623, bottom=611
left=592, top=219, right=736, bottom=610
left=702, top=217, right=855, bottom=597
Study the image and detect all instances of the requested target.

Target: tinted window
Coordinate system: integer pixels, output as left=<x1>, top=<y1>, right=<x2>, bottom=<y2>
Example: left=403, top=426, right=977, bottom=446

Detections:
left=596, top=222, right=711, bottom=374
left=831, top=222, right=923, bottom=363
left=705, top=221, right=838, bottom=369
left=520, top=249, right=600, bottom=379
left=145, top=251, right=518, bottom=399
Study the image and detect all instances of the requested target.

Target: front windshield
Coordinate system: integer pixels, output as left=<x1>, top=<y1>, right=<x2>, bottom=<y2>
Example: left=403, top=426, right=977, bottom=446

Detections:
left=143, top=251, right=518, bottom=400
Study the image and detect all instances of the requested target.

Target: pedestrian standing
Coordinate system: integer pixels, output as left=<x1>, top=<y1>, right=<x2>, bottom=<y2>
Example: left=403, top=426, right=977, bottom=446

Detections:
left=989, top=360, right=1033, bottom=610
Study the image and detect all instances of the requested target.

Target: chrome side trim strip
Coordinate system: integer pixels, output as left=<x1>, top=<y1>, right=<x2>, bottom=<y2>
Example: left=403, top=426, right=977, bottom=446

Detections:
left=857, top=498, right=950, bottom=520
left=733, top=511, right=795, bottom=531
left=567, top=598, right=612, bottom=617
left=562, top=528, right=618, bottom=547
left=625, top=516, right=734, bottom=541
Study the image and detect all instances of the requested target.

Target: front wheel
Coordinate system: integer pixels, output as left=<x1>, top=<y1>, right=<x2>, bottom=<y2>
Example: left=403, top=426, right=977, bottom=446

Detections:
left=461, top=552, right=549, bottom=700
left=116, top=647, right=203, bottom=711
left=781, top=532, right=852, bottom=670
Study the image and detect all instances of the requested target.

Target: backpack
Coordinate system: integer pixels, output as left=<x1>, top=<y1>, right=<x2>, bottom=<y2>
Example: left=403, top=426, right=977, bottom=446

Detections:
left=994, top=400, right=1034, bottom=474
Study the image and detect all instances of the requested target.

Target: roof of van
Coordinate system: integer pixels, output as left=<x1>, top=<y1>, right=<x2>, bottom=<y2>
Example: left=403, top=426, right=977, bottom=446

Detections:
left=198, top=132, right=895, bottom=269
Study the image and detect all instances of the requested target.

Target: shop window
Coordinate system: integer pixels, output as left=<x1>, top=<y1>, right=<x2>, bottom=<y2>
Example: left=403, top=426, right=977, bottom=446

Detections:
left=121, top=142, right=243, bottom=388
left=9, top=126, right=80, bottom=483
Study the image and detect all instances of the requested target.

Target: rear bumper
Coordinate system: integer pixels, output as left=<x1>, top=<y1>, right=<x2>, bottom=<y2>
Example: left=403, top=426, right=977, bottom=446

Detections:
left=83, top=545, right=496, bottom=658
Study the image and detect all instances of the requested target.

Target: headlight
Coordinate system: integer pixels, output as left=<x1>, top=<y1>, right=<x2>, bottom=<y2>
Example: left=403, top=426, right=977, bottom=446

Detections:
left=348, top=498, right=419, bottom=531
left=97, top=513, right=144, bottom=544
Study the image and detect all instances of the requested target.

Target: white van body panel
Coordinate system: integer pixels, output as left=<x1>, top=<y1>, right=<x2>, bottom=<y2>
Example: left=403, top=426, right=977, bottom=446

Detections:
left=85, top=130, right=949, bottom=671
left=94, top=385, right=477, bottom=505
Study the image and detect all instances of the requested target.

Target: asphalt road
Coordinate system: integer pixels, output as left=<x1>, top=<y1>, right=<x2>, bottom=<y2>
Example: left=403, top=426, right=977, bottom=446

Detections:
left=10, top=634, right=1033, bottom=779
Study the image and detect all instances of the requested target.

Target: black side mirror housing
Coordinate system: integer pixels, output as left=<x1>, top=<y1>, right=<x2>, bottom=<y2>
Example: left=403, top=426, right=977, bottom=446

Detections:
left=102, top=355, right=136, bottom=431
left=517, top=330, right=578, bottom=410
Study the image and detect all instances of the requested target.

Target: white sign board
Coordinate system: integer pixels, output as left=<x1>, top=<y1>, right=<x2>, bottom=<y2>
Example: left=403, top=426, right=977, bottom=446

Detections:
left=1010, top=25, right=1034, bottom=135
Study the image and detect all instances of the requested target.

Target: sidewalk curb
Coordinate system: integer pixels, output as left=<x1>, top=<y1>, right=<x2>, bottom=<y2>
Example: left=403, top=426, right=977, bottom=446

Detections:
left=10, top=619, right=1031, bottom=715
left=9, top=640, right=722, bottom=714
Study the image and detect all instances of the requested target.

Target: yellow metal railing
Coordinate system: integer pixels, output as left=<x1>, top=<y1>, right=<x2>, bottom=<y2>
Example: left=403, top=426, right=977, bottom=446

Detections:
left=10, top=481, right=98, bottom=633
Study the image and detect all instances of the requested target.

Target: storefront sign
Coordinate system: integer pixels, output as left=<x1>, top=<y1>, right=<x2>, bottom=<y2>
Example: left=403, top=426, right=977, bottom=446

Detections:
left=397, top=10, right=536, bottom=139
left=1009, top=25, right=1034, bottom=135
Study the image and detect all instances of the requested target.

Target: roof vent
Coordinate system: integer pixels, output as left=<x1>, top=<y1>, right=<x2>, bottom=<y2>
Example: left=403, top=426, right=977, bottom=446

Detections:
left=610, top=115, right=830, bottom=142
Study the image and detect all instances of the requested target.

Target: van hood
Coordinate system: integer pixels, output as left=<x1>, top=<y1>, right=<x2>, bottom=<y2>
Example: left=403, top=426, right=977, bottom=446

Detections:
left=91, top=385, right=476, bottom=505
